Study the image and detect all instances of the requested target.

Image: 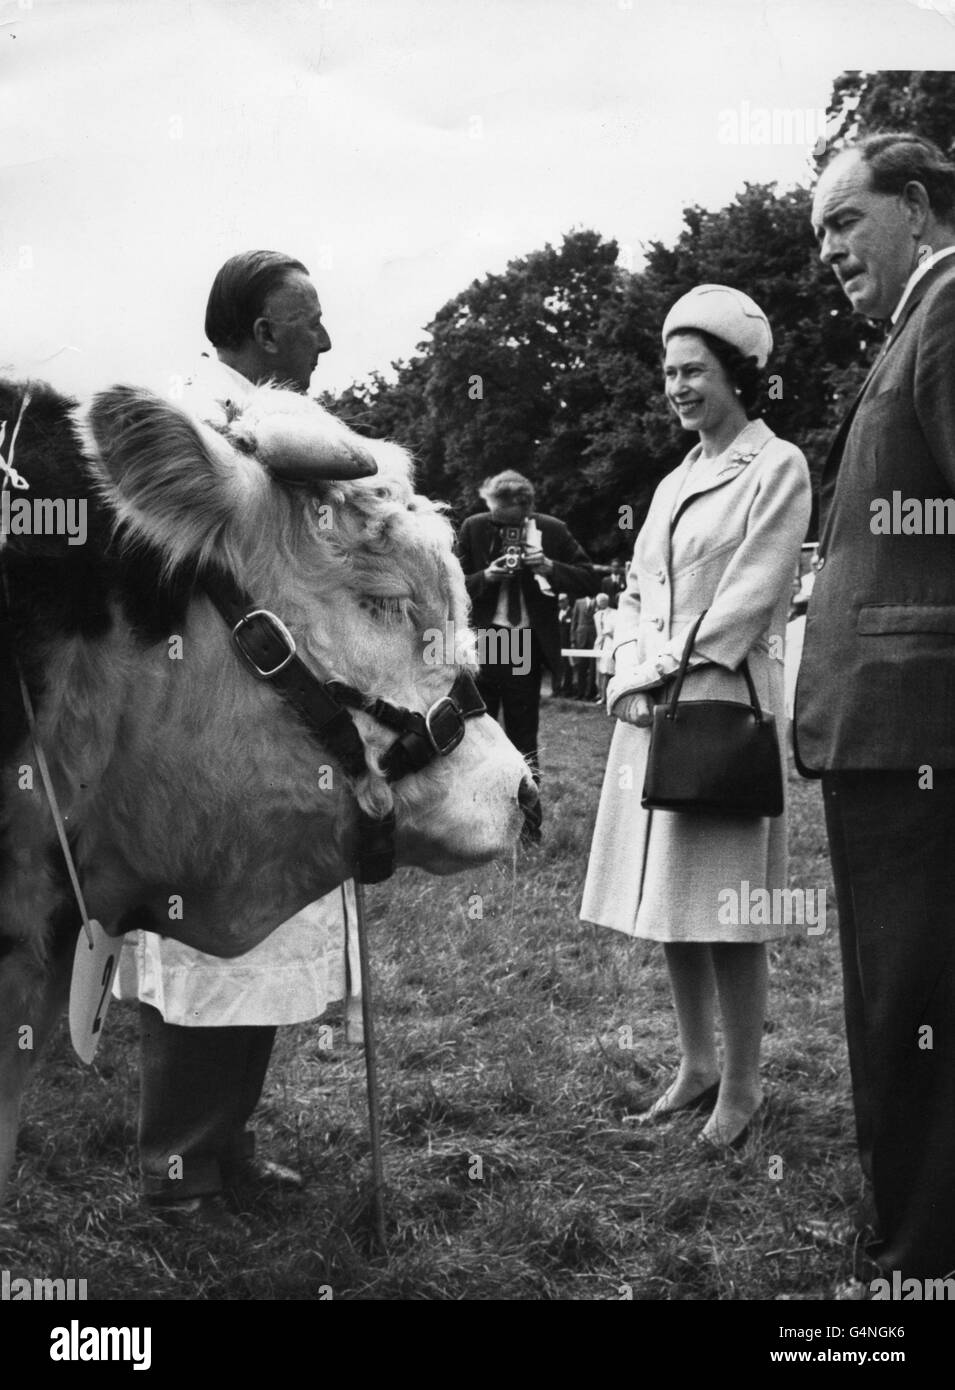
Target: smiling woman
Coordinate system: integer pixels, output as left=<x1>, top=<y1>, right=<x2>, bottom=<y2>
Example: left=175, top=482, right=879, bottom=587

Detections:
left=664, top=331, right=763, bottom=444
left=581, top=284, right=811, bottom=1153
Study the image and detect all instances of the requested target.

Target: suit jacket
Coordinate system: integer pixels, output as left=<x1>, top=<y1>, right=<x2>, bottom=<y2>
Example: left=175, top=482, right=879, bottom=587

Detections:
left=571, top=595, right=598, bottom=648
left=611, top=418, right=811, bottom=708
left=601, top=574, right=627, bottom=608
left=794, top=256, right=955, bottom=773
left=557, top=604, right=574, bottom=644
left=455, top=511, right=597, bottom=676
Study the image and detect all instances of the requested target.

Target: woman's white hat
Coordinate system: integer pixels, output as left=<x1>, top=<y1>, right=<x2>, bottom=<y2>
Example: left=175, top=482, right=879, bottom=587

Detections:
left=662, top=284, right=773, bottom=368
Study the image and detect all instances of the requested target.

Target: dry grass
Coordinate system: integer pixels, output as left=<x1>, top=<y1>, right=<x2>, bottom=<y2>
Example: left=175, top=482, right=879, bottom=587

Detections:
left=1, top=698, right=862, bottom=1301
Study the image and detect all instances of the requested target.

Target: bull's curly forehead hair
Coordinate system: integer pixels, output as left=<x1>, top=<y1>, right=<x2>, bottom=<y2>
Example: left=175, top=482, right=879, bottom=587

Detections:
left=205, top=250, right=310, bottom=351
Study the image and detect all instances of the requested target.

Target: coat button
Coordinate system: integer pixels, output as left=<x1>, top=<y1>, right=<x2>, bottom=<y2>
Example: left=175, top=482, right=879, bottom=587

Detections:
left=653, top=617, right=664, bottom=630
left=657, top=569, right=666, bottom=583
left=812, top=554, right=825, bottom=572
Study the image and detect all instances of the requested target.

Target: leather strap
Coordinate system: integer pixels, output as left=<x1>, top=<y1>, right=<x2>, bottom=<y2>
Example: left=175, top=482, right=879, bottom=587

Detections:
left=665, top=610, right=765, bottom=723
left=328, top=669, right=486, bottom=783
left=201, top=566, right=368, bottom=780
left=202, top=567, right=487, bottom=784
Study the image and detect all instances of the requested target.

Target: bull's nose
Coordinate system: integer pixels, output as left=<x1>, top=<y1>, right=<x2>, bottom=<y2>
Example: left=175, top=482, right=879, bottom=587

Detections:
left=518, top=772, right=541, bottom=846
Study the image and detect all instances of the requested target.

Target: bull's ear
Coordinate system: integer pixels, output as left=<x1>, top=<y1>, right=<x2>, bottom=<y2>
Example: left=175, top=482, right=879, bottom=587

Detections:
left=76, top=385, right=261, bottom=567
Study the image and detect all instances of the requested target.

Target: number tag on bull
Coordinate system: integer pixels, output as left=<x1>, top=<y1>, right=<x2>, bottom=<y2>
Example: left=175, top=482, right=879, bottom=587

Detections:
left=68, top=920, right=117, bottom=1064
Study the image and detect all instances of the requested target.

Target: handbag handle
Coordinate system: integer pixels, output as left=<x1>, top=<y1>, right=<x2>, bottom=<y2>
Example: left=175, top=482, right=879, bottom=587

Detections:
left=664, top=609, right=766, bottom=724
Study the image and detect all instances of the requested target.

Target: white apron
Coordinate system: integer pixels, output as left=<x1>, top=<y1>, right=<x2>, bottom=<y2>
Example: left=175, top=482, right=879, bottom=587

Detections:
left=112, top=886, right=360, bottom=1026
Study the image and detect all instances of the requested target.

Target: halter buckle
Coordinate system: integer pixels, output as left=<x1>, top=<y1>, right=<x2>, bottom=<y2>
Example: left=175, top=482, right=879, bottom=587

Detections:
left=232, top=609, right=297, bottom=679
left=424, top=696, right=465, bottom=757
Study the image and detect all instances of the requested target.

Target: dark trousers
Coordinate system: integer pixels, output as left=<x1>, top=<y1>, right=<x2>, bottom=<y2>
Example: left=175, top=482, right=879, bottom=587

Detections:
left=823, top=772, right=955, bottom=1280
left=572, top=654, right=596, bottom=700
left=138, top=1003, right=276, bottom=1200
left=556, top=628, right=574, bottom=694
left=476, top=628, right=543, bottom=780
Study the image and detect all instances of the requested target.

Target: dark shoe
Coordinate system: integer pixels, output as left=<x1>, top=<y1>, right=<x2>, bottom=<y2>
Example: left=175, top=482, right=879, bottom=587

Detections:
left=148, top=1193, right=247, bottom=1232
left=228, top=1157, right=305, bottom=1194
left=636, top=1079, right=720, bottom=1125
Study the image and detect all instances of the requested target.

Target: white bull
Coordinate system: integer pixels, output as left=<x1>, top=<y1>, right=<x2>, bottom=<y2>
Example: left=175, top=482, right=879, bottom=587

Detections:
left=0, top=377, right=535, bottom=1206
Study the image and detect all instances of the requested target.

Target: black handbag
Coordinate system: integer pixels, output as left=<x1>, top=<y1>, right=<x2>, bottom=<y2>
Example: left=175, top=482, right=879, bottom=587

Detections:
left=641, top=610, right=784, bottom=817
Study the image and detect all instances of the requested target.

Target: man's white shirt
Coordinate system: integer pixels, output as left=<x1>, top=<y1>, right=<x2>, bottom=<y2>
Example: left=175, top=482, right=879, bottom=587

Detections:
left=890, top=244, right=955, bottom=324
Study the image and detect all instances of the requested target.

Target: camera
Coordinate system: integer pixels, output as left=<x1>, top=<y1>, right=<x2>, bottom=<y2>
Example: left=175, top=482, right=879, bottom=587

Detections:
left=496, top=521, right=528, bottom=571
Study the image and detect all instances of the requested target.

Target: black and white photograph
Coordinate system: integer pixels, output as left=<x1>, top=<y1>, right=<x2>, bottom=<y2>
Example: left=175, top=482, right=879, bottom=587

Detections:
left=2, top=0, right=955, bottom=1353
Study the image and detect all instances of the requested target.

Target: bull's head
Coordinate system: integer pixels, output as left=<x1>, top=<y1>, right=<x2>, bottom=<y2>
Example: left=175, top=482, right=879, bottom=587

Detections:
left=71, top=384, right=535, bottom=956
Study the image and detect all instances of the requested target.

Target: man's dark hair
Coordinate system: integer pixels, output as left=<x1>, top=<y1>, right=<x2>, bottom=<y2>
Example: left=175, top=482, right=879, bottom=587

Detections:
left=663, top=329, right=764, bottom=416
left=204, top=250, right=309, bottom=350
left=848, top=132, right=955, bottom=223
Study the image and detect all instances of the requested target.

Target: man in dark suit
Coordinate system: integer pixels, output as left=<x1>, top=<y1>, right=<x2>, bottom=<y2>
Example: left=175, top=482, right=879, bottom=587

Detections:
left=601, top=559, right=627, bottom=609
left=455, top=471, right=596, bottom=794
left=570, top=594, right=598, bottom=700
left=795, top=132, right=955, bottom=1289
left=555, top=593, right=575, bottom=696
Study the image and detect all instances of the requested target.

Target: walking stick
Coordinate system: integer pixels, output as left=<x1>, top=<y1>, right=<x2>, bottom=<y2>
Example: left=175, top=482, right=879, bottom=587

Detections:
left=352, top=876, right=387, bottom=1253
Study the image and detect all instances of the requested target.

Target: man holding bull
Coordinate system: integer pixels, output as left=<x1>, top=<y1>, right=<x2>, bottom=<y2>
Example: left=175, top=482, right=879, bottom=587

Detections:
left=115, top=250, right=353, bottom=1225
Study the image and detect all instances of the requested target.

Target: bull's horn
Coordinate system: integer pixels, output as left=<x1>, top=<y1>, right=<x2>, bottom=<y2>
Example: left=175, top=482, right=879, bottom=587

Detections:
left=254, top=415, right=378, bottom=482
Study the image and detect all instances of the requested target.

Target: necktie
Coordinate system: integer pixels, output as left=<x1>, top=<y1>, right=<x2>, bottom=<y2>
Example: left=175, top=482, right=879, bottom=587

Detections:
left=491, top=521, right=525, bottom=627
left=507, top=572, right=523, bottom=626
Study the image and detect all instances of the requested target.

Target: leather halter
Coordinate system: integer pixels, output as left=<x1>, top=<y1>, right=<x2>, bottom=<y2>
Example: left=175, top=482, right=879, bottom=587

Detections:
left=201, top=567, right=486, bottom=883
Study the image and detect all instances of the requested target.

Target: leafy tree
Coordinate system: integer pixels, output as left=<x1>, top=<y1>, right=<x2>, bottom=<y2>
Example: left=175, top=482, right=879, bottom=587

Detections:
left=321, top=71, right=955, bottom=553
left=422, top=229, right=622, bottom=526
left=323, top=356, right=448, bottom=500
left=324, top=230, right=626, bottom=539
left=827, top=70, right=955, bottom=155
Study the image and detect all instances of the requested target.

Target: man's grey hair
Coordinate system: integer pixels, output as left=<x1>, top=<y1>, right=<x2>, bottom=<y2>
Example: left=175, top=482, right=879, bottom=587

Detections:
left=479, top=470, right=535, bottom=506
left=825, top=132, right=955, bottom=224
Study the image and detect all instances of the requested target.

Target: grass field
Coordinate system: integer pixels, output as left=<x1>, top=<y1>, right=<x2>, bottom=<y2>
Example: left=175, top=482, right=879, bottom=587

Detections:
left=1, top=698, right=865, bottom=1302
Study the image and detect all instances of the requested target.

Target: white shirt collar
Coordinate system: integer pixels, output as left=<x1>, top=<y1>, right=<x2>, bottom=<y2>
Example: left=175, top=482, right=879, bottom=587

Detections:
left=891, top=245, right=955, bottom=324
left=184, top=354, right=255, bottom=424
left=193, top=353, right=255, bottom=397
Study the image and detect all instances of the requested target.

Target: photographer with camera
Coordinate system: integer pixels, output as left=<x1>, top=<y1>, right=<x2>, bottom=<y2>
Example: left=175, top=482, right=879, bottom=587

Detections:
left=455, top=471, right=597, bottom=830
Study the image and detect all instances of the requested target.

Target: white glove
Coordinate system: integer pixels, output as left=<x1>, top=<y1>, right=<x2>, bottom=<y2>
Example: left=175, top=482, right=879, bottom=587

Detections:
left=609, top=689, right=655, bottom=726
left=606, top=660, right=664, bottom=704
